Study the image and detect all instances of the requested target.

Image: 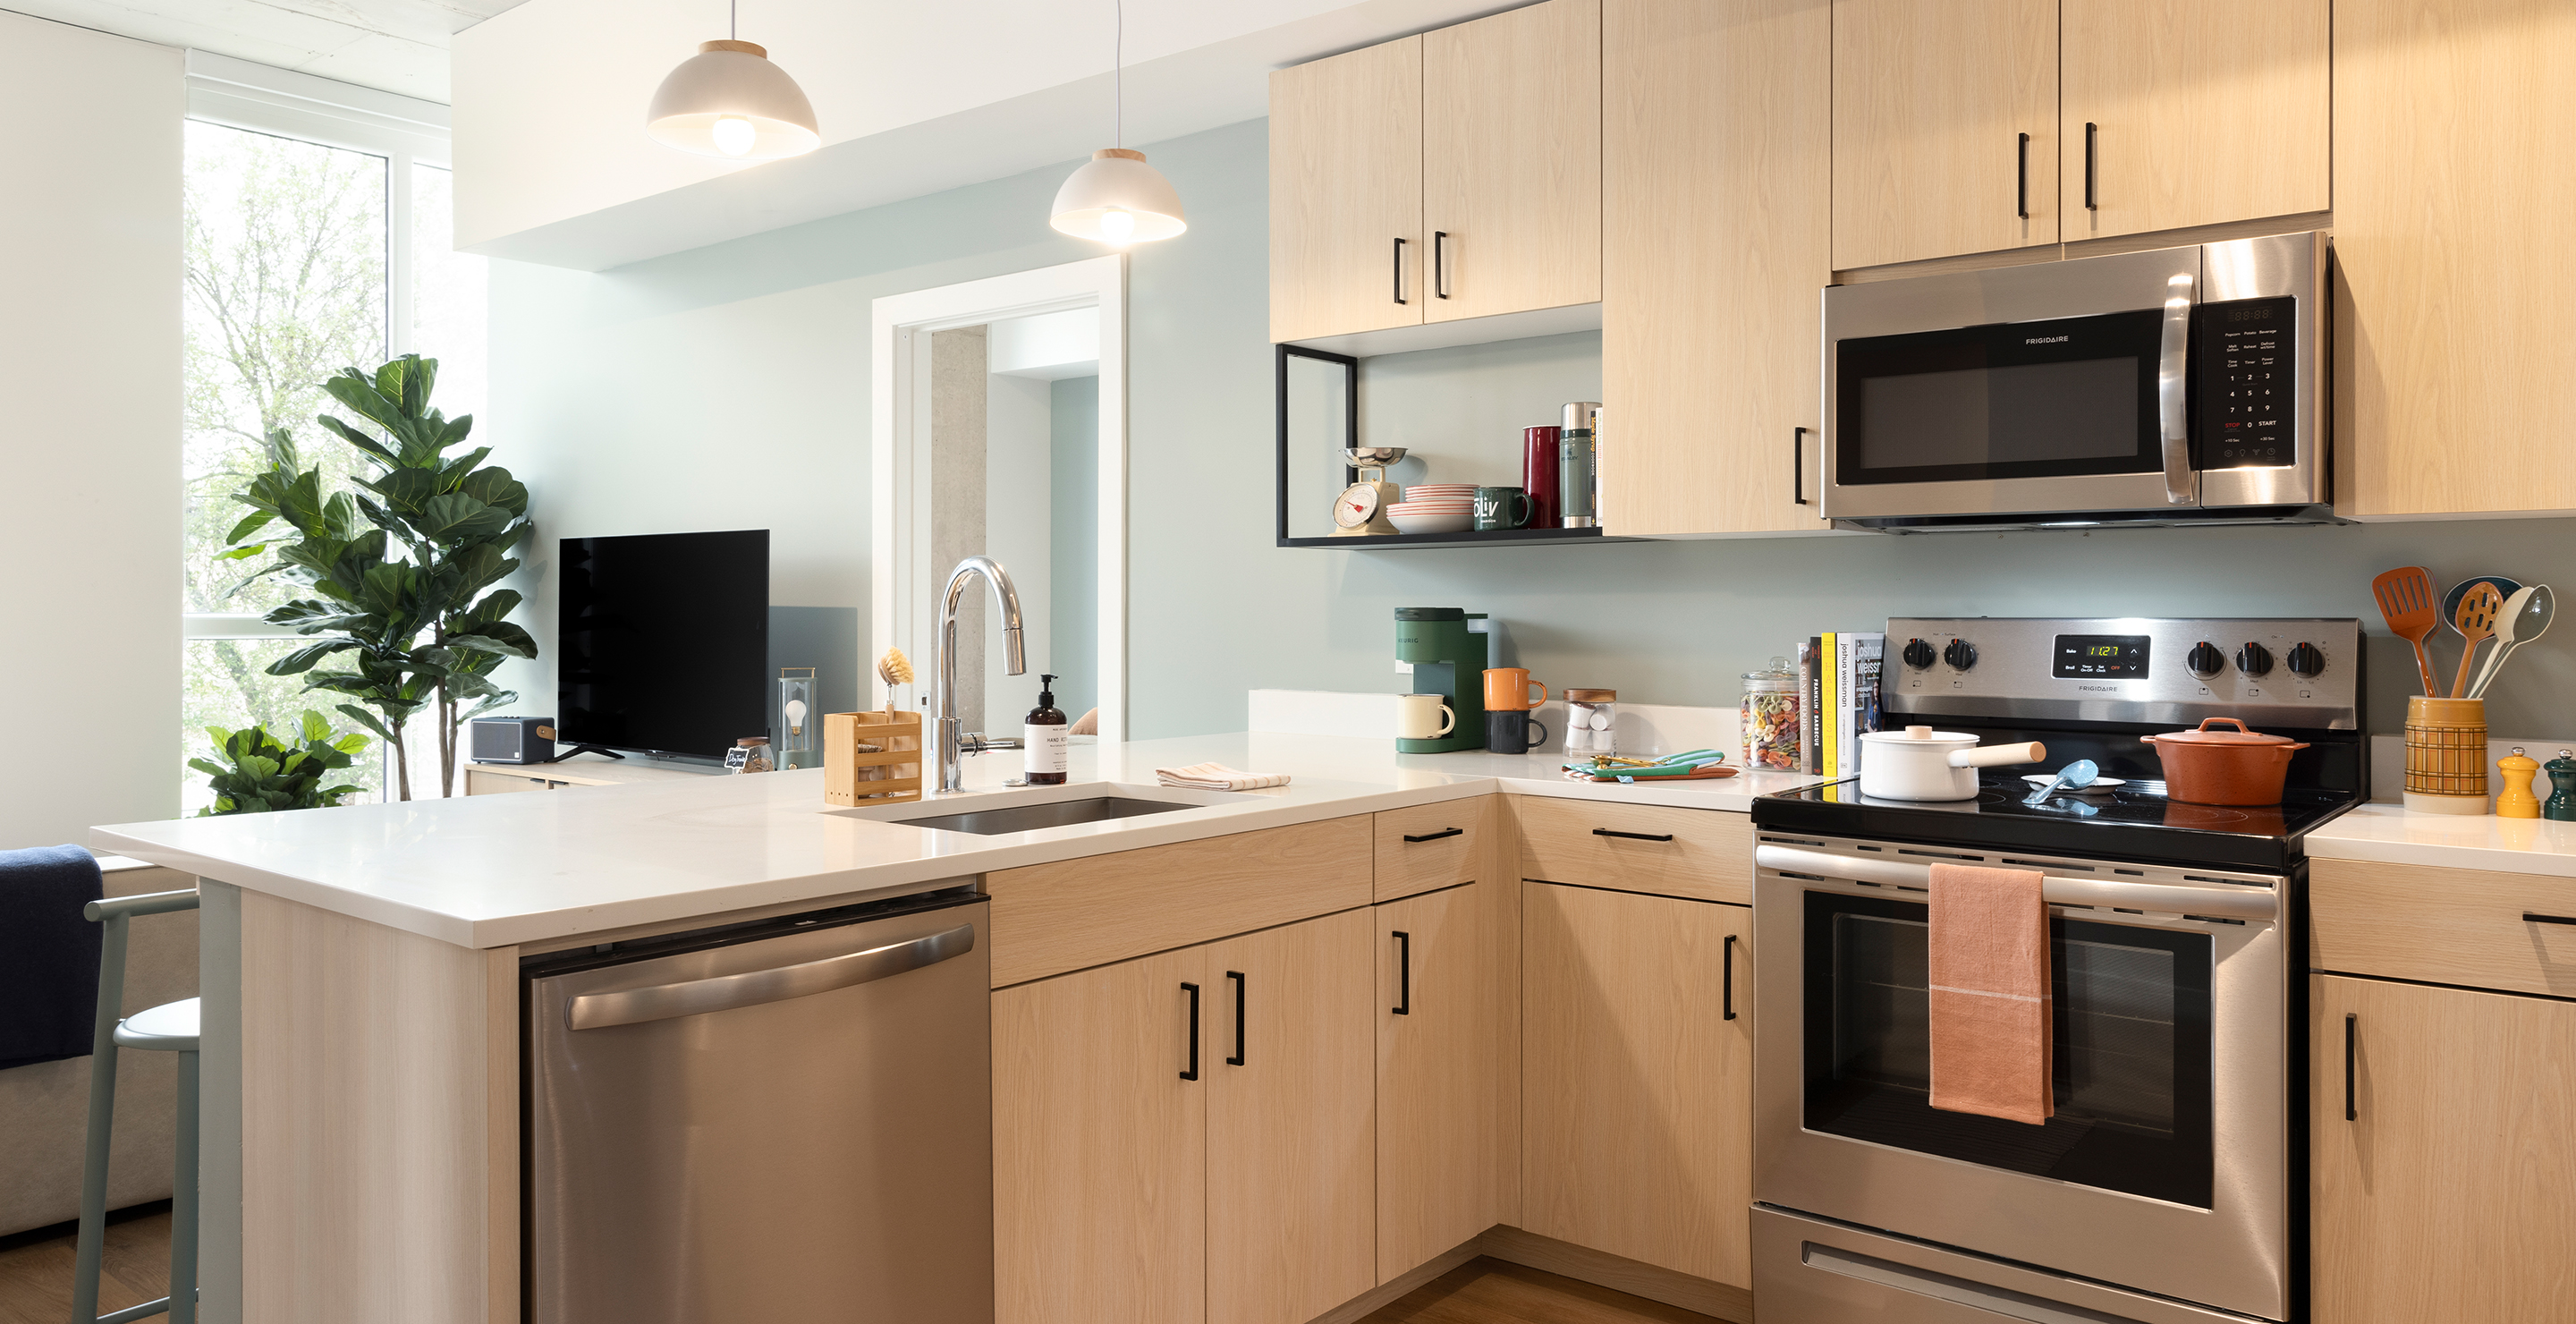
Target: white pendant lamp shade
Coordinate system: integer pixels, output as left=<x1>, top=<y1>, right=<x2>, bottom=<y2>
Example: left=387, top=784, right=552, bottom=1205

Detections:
left=1049, top=148, right=1187, bottom=243
left=646, top=39, right=820, bottom=161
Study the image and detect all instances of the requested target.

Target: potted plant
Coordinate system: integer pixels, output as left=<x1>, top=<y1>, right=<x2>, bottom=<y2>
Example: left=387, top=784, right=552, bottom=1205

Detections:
left=190, top=711, right=373, bottom=815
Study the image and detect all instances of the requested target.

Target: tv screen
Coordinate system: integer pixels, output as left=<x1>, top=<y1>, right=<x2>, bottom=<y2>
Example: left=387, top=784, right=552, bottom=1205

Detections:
left=556, top=530, right=769, bottom=761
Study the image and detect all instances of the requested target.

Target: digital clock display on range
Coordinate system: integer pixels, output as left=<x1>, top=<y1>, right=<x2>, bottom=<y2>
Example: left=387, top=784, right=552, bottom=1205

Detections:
left=2053, top=633, right=2150, bottom=679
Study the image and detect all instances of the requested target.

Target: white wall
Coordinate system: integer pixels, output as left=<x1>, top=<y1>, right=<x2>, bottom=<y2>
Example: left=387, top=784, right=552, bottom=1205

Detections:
left=0, top=13, right=183, bottom=848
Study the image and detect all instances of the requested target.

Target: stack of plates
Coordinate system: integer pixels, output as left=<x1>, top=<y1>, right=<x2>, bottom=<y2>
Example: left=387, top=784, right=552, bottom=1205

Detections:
left=1402, top=484, right=1478, bottom=503
left=1385, top=490, right=1474, bottom=535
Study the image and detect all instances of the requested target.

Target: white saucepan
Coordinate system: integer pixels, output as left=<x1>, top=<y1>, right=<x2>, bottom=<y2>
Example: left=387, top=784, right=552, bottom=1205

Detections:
left=1856, top=726, right=2049, bottom=802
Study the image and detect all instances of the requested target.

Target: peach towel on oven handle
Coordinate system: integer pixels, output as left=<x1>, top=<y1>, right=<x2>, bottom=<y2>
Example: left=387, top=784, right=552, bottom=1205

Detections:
left=1927, top=862, right=2054, bottom=1125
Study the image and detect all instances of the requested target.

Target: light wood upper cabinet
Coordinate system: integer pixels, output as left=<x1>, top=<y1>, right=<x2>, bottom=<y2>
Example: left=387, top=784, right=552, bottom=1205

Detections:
left=1422, top=0, right=1601, bottom=323
left=2060, top=0, right=2329, bottom=242
left=1269, top=38, right=1422, bottom=344
left=1522, top=881, right=1753, bottom=1287
left=2336, top=0, right=2576, bottom=518
left=1601, top=0, right=1831, bottom=537
left=1375, top=879, right=1520, bottom=1282
left=2311, top=974, right=2576, bottom=1322
left=1831, top=0, right=2059, bottom=270
left=1205, top=908, right=1377, bottom=1324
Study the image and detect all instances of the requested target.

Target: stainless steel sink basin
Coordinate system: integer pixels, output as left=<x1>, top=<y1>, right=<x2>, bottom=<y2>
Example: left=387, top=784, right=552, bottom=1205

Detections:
left=889, top=796, right=1198, bottom=836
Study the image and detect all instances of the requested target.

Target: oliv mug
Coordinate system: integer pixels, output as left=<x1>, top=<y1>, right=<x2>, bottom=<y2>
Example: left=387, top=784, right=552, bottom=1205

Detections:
left=1395, top=692, right=1456, bottom=740
left=1482, top=667, right=1548, bottom=712
left=1474, top=486, right=1534, bottom=531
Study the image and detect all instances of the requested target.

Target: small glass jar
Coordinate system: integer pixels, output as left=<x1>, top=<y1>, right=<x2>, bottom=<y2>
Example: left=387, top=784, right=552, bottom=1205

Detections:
left=1741, top=658, right=1801, bottom=771
left=1564, top=688, right=1617, bottom=755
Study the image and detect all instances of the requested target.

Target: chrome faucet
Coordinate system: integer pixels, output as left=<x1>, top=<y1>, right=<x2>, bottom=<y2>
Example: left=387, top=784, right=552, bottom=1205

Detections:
left=934, top=555, right=1027, bottom=793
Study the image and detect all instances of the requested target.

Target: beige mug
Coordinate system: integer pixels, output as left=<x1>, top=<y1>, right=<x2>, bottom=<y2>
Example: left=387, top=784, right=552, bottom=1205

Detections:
left=1396, top=693, right=1456, bottom=740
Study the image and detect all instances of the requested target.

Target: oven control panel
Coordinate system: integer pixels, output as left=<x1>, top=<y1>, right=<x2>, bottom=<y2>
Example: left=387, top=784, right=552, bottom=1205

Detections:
left=1888, top=616, right=2361, bottom=730
left=2196, top=295, right=2297, bottom=470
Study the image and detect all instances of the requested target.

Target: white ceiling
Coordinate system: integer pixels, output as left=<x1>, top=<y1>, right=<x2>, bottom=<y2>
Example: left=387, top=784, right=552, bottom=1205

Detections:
left=0, top=0, right=521, bottom=101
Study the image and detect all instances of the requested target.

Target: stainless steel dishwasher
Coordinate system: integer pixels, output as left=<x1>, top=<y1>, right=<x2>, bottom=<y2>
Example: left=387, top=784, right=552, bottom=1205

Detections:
left=523, top=885, right=992, bottom=1323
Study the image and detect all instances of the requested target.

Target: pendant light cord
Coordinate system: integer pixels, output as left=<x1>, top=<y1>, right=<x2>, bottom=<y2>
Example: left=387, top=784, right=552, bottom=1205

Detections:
left=730, top=0, right=736, bottom=39
left=1114, top=0, right=1123, bottom=149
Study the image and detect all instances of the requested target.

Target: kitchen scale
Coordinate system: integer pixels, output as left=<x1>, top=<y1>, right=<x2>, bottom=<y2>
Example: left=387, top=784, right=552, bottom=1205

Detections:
left=1331, top=446, right=1404, bottom=537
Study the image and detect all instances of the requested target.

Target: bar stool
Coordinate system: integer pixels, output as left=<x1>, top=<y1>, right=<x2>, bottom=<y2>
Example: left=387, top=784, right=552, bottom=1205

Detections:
left=71, top=887, right=201, bottom=1324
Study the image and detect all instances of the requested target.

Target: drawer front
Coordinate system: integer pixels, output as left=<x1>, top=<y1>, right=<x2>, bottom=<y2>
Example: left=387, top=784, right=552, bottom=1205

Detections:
left=2311, top=858, right=2576, bottom=999
left=986, top=815, right=1374, bottom=987
left=1373, top=796, right=1498, bottom=903
left=1512, top=796, right=1751, bottom=904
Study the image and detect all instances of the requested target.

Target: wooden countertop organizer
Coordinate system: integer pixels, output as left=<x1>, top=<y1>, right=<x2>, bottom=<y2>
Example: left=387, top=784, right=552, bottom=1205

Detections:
left=825, top=710, right=924, bottom=805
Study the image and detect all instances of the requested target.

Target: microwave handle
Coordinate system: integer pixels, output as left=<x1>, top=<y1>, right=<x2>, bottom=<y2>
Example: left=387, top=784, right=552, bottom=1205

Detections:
left=2157, top=272, right=2197, bottom=505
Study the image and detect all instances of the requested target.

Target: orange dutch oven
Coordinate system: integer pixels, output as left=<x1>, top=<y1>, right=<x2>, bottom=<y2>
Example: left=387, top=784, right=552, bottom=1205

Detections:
left=2143, top=717, right=2311, bottom=806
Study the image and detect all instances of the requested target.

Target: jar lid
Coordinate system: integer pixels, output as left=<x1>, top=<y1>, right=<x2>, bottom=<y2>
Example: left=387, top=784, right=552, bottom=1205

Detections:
left=1860, top=725, right=1974, bottom=744
left=2147, top=717, right=2301, bottom=746
left=737, top=736, right=770, bottom=746
left=1565, top=688, right=1617, bottom=701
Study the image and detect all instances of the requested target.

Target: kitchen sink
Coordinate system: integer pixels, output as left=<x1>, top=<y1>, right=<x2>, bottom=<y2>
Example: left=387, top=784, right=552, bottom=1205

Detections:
left=821, top=781, right=1251, bottom=835
left=890, top=796, right=1197, bottom=836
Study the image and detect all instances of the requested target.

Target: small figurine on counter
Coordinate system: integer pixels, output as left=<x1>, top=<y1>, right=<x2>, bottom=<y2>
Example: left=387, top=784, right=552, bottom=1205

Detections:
left=2546, top=749, right=2576, bottom=822
left=2498, top=747, right=2542, bottom=819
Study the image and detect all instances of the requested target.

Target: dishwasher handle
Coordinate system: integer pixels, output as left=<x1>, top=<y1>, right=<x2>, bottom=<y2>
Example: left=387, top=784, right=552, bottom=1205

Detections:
left=567, top=922, right=978, bottom=1031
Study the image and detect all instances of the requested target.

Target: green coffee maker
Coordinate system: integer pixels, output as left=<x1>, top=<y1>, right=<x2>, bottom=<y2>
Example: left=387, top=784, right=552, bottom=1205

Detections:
left=1395, top=607, right=1487, bottom=753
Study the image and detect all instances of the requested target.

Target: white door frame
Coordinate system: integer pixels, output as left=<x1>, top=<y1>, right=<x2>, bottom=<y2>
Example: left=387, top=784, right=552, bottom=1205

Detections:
left=869, top=255, right=1128, bottom=742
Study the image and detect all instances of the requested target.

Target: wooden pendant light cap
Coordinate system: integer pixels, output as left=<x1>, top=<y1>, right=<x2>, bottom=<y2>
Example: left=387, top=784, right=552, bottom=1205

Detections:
left=1093, top=148, right=1148, bottom=162
left=699, top=38, right=767, bottom=56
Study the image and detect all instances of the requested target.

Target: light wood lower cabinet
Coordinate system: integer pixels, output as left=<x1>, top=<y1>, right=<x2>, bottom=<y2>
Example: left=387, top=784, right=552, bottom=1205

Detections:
left=1521, top=880, right=1753, bottom=1287
left=1375, top=879, right=1520, bottom=1282
left=2310, top=973, right=2576, bottom=1322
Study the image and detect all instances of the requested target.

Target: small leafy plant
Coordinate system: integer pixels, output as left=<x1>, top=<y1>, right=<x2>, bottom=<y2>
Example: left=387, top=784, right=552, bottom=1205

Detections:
left=189, top=711, right=372, bottom=816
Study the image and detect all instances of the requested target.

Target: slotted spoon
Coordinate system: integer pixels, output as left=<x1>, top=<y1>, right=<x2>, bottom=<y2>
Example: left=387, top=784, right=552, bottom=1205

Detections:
left=2470, top=585, right=2555, bottom=699
left=2369, top=565, right=2442, bottom=696
left=2448, top=581, right=2505, bottom=698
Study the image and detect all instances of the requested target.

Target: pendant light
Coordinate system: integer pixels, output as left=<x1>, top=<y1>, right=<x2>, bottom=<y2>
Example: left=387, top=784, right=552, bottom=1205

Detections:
left=1049, top=0, right=1186, bottom=244
left=645, top=0, right=820, bottom=162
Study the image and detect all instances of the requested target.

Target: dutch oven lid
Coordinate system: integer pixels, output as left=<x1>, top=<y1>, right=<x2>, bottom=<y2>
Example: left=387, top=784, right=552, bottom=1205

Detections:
left=2149, top=717, right=2303, bottom=746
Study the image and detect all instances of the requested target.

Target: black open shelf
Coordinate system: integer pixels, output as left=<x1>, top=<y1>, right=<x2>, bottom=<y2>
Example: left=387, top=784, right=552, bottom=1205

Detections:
left=1277, top=525, right=1629, bottom=550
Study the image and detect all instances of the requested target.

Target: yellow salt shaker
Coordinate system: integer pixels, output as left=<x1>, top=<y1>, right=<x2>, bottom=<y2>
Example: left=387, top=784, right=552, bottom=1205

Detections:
left=2498, top=747, right=2542, bottom=819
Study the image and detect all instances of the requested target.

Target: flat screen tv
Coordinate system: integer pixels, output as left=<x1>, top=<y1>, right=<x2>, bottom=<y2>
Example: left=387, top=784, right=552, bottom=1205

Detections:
left=556, top=529, right=768, bottom=762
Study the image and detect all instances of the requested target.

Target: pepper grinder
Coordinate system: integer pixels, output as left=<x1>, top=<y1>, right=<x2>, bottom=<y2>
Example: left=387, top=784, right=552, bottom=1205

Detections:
left=2546, top=749, right=2576, bottom=822
left=2498, top=747, right=2542, bottom=819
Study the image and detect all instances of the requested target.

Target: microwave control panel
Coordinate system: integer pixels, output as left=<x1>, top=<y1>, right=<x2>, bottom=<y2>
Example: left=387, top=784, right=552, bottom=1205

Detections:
left=2196, top=295, right=2297, bottom=469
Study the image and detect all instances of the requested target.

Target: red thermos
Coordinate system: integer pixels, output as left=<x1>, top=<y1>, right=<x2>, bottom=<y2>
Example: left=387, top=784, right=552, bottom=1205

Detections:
left=1522, top=425, right=1562, bottom=528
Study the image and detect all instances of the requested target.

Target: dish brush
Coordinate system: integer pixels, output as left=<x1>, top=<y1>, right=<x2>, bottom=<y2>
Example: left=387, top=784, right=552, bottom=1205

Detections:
left=877, top=647, right=915, bottom=716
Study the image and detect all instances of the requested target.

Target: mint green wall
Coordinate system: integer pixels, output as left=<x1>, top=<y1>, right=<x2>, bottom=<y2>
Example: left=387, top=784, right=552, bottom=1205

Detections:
left=1049, top=374, right=1099, bottom=721
left=489, top=116, right=2576, bottom=742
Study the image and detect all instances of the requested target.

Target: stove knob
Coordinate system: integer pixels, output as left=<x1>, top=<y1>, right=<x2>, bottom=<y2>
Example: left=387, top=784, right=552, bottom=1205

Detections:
left=1902, top=638, right=1936, bottom=670
left=2235, top=641, right=2275, bottom=677
left=2287, top=641, right=2326, bottom=677
left=1942, top=639, right=1978, bottom=672
left=2186, top=641, right=2227, bottom=679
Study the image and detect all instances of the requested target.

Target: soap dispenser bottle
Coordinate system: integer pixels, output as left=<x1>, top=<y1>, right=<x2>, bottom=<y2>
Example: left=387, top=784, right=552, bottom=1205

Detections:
left=1024, top=675, right=1068, bottom=785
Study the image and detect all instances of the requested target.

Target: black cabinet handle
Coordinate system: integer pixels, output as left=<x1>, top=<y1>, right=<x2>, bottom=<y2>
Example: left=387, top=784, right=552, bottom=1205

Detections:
left=1392, top=236, right=1408, bottom=305
left=1180, top=982, right=1200, bottom=1081
left=1723, top=934, right=1739, bottom=1022
left=1593, top=828, right=1675, bottom=843
left=2084, top=122, right=2099, bottom=211
left=1393, top=931, right=1411, bottom=1015
left=1403, top=828, right=1463, bottom=844
left=2016, top=132, right=2029, bottom=219
left=1433, top=231, right=1451, bottom=300
left=1225, top=970, right=1246, bottom=1065
left=2523, top=912, right=2576, bottom=926
left=1792, top=426, right=1809, bottom=506
left=2343, top=1012, right=2357, bottom=1122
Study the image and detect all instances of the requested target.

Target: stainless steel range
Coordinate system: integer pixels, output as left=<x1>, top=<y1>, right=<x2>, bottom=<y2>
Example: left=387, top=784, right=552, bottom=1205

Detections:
left=1749, top=615, right=2366, bottom=1324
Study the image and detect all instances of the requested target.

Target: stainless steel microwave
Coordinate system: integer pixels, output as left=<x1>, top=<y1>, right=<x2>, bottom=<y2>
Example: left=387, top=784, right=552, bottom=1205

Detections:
left=1822, top=231, right=2327, bottom=531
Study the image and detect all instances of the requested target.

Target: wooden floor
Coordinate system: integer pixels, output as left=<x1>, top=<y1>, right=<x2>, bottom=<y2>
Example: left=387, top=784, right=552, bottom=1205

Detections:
left=1360, top=1258, right=1722, bottom=1324
left=0, top=1208, right=172, bottom=1324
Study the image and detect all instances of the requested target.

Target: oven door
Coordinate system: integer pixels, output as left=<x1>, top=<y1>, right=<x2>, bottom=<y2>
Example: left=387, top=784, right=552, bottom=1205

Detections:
left=1752, top=836, right=2292, bottom=1321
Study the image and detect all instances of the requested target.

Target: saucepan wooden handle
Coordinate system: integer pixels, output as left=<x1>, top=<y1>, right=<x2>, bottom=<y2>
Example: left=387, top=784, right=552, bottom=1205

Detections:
left=1946, top=741, right=2047, bottom=769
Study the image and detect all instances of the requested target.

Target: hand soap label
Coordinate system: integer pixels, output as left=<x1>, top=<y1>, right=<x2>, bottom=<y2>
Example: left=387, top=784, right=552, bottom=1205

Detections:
left=1025, top=724, right=1069, bottom=777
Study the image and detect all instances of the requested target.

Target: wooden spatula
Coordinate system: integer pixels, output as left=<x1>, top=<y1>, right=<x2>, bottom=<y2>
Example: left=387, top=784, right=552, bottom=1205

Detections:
left=2370, top=565, right=2442, bottom=696
left=2449, top=580, right=2505, bottom=698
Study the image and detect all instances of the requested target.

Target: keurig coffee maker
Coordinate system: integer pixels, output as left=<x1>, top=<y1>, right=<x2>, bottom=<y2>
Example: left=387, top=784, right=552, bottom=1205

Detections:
left=1394, top=607, right=1487, bottom=753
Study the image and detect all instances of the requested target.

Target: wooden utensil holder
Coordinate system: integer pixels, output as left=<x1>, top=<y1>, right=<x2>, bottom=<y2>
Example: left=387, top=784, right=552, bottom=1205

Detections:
left=825, top=710, right=924, bottom=805
left=2403, top=696, right=2489, bottom=814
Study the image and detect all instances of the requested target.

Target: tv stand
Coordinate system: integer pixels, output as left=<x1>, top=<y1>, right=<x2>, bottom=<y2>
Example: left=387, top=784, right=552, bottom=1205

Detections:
left=545, top=744, right=625, bottom=763
left=463, top=752, right=723, bottom=797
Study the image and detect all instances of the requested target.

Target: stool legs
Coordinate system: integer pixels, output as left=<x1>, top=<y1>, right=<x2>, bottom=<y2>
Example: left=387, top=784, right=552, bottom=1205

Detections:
left=169, top=1048, right=198, bottom=1324
left=70, top=913, right=131, bottom=1324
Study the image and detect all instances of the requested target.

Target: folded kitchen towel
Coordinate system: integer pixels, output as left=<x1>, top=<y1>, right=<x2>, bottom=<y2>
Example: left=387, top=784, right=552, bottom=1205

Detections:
left=0, top=844, right=105, bottom=1071
left=1927, top=861, right=2054, bottom=1125
left=1154, top=762, right=1291, bottom=792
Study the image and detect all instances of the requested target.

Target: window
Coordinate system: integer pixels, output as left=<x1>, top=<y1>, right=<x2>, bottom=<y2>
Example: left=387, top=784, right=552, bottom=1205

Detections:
left=178, top=55, right=483, bottom=811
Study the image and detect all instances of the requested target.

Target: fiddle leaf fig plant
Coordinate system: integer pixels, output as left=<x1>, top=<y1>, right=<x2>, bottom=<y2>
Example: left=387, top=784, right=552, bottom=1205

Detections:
left=189, top=711, right=371, bottom=816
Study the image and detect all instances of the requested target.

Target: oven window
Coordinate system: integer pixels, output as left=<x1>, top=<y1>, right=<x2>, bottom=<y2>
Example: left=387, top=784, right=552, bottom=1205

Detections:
left=1835, top=308, right=2165, bottom=487
left=1803, top=890, right=2215, bottom=1209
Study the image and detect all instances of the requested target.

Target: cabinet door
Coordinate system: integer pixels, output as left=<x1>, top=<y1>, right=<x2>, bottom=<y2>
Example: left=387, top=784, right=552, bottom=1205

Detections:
left=1205, top=908, right=1376, bottom=1324
left=1421, top=0, right=1600, bottom=323
left=1375, top=879, right=1519, bottom=1281
left=1522, top=882, right=1752, bottom=1286
left=2060, top=0, right=2329, bottom=242
left=1601, top=0, right=1831, bottom=537
left=1269, top=38, right=1422, bottom=344
left=2336, top=0, right=2576, bottom=517
left=1831, top=0, right=2058, bottom=270
left=994, top=948, right=1206, bottom=1324
left=2312, top=974, right=2576, bottom=1322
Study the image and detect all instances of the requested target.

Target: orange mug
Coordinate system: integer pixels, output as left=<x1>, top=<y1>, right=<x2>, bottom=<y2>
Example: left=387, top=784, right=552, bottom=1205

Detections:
left=1483, top=667, right=1548, bottom=713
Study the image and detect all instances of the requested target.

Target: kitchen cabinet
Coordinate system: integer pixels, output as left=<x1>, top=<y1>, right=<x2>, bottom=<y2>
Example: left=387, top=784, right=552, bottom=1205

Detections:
left=2059, top=0, right=2329, bottom=243
left=2334, top=0, right=2576, bottom=518
left=1513, top=794, right=1754, bottom=904
left=1420, top=0, right=1600, bottom=325
left=1268, top=38, right=1421, bottom=344
left=1374, top=879, right=1520, bottom=1283
left=2309, top=974, right=2576, bottom=1322
left=1830, top=0, right=2058, bottom=271
left=1373, top=797, right=1498, bottom=904
left=1599, top=0, right=1831, bottom=538
left=1522, top=880, right=1753, bottom=1287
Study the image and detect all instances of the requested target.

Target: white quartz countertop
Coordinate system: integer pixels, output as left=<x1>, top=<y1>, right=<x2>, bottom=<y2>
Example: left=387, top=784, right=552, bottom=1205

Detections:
left=91, top=732, right=1827, bottom=950
left=2305, top=802, right=2576, bottom=879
